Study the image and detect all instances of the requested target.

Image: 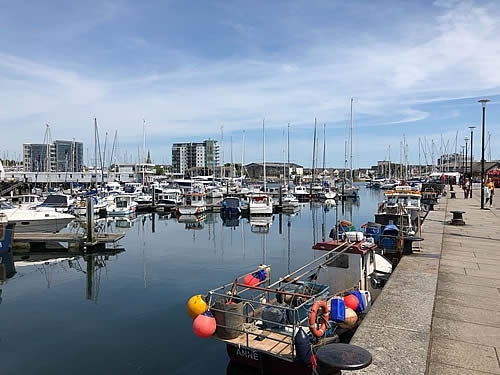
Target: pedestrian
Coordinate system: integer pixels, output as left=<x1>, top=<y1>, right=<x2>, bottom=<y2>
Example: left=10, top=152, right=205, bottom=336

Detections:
left=463, top=178, right=470, bottom=199
left=485, top=177, right=495, bottom=207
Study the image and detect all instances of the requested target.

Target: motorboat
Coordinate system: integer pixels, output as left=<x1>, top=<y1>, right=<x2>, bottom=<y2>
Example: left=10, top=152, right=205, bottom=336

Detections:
left=0, top=198, right=75, bottom=233
left=247, top=192, right=273, bottom=216
left=176, top=190, right=207, bottom=216
left=106, top=194, right=138, bottom=217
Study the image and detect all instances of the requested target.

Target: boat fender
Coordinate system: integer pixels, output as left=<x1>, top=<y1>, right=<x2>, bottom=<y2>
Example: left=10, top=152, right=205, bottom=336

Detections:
left=294, top=327, right=312, bottom=364
left=309, top=300, right=329, bottom=338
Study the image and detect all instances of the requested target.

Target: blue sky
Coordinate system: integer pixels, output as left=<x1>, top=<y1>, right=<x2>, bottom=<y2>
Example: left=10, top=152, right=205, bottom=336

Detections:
left=1, top=0, right=499, bottom=169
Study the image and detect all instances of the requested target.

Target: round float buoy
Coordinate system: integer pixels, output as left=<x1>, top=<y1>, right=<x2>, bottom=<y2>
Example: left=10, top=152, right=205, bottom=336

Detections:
left=343, top=294, right=359, bottom=311
left=338, top=307, right=358, bottom=328
left=193, top=311, right=216, bottom=338
left=243, top=274, right=260, bottom=286
left=186, top=294, right=208, bottom=319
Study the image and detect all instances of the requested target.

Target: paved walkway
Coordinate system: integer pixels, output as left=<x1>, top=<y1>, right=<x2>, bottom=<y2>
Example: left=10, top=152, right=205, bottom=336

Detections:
left=349, top=186, right=500, bottom=374
left=428, top=188, right=500, bottom=374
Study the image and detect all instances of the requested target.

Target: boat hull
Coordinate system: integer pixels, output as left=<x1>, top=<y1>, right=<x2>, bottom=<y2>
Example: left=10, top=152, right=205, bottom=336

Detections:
left=5, top=211, right=74, bottom=233
left=226, top=344, right=311, bottom=375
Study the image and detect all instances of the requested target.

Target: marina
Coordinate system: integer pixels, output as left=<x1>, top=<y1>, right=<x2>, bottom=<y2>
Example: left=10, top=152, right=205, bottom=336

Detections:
left=1, top=183, right=500, bottom=374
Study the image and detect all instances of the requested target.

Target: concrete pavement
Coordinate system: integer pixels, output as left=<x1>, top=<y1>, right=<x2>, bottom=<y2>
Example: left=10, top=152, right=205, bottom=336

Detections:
left=349, top=186, right=500, bottom=374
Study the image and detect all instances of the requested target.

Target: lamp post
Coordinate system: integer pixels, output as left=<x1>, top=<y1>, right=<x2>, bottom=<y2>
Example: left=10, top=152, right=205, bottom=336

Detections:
left=468, top=125, right=476, bottom=197
left=461, top=145, right=465, bottom=173
left=478, top=99, right=490, bottom=209
left=464, top=136, right=469, bottom=180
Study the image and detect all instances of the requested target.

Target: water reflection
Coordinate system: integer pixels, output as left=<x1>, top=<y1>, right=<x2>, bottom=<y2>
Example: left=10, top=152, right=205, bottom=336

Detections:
left=9, top=248, right=124, bottom=302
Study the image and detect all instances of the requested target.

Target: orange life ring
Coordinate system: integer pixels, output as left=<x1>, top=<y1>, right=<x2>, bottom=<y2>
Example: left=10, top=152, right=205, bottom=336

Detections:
left=309, top=300, right=329, bottom=338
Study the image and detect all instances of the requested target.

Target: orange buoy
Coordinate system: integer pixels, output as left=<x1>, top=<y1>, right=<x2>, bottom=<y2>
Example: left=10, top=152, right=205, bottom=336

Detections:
left=338, top=307, right=358, bottom=328
left=343, top=294, right=359, bottom=311
left=193, top=311, right=216, bottom=338
left=243, top=274, right=260, bottom=286
left=186, top=294, right=208, bottom=319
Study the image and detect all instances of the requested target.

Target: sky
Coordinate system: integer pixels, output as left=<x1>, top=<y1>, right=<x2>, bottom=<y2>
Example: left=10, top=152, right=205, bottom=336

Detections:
left=1, top=0, right=499, bottom=170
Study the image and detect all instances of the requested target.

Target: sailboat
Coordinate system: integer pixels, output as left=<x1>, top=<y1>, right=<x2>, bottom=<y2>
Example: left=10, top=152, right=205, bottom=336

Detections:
left=248, top=120, right=273, bottom=216
left=281, top=124, right=300, bottom=212
left=339, top=98, right=360, bottom=200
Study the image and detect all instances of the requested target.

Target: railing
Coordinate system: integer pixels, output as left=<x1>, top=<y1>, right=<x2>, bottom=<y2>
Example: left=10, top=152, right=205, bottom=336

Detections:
left=205, top=243, right=356, bottom=361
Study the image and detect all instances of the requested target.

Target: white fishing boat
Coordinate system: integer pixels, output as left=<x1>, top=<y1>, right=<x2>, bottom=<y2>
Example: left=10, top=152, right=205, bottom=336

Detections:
left=106, top=194, right=138, bottom=217
left=176, top=190, right=207, bottom=216
left=281, top=192, right=300, bottom=212
left=292, top=185, right=310, bottom=202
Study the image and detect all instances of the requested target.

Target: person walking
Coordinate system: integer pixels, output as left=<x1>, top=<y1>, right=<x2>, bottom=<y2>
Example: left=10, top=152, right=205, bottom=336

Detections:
left=463, top=178, right=470, bottom=199
left=485, top=177, right=495, bottom=207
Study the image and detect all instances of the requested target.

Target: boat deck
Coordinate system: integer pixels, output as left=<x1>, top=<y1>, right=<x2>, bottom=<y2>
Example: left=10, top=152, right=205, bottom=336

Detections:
left=218, top=323, right=294, bottom=359
left=13, top=232, right=125, bottom=250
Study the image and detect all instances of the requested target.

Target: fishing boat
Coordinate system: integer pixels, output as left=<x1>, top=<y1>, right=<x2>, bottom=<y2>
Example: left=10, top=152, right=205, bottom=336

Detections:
left=155, top=187, right=183, bottom=212
left=281, top=193, right=300, bottom=213
left=186, top=238, right=383, bottom=374
left=292, top=185, right=310, bottom=202
left=176, top=190, right=207, bottom=216
left=106, top=194, right=138, bottom=217
left=376, top=185, right=422, bottom=231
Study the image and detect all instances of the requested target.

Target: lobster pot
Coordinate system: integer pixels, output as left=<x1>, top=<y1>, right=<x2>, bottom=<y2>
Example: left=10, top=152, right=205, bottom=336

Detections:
left=285, top=282, right=329, bottom=324
left=211, top=298, right=245, bottom=339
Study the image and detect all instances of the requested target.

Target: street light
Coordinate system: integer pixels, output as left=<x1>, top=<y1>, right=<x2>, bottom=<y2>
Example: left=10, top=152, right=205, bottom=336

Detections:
left=464, top=136, right=469, bottom=180
left=461, top=145, right=465, bottom=173
left=468, top=125, right=476, bottom=197
left=478, top=99, right=490, bottom=209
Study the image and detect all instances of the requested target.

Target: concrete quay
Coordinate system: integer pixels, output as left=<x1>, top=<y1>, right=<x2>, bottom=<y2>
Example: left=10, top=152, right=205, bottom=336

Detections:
left=349, top=187, right=500, bottom=374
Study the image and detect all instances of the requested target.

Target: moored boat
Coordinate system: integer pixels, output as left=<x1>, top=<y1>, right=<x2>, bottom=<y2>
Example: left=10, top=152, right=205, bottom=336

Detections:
left=0, top=213, right=16, bottom=281
left=176, top=190, right=207, bottom=216
left=106, top=194, right=138, bottom=217
left=0, top=198, right=75, bottom=233
left=186, top=239, right=383, bottom=374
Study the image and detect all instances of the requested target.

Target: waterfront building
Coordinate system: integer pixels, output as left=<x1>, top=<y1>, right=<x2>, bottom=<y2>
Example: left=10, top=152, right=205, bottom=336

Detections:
left=171, top=140, right=219, bottom=176
left=23, top=140, right=84, bottom=173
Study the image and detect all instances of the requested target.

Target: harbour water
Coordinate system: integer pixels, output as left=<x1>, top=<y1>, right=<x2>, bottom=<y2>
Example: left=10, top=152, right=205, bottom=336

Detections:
left=0, top=185, right=385, bottom=375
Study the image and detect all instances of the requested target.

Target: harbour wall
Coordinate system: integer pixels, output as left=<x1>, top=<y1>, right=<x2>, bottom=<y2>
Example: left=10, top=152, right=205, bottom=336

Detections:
left=348, top=202, right=446, bottom=374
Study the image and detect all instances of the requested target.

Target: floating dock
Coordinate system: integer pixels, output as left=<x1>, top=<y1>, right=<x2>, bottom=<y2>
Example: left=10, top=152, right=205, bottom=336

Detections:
left=13, top=232, right=125, bottom=251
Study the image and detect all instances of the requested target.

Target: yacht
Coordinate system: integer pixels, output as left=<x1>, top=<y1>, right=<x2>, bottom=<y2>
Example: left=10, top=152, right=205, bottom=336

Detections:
left=0, top=198, right=75, bottom=233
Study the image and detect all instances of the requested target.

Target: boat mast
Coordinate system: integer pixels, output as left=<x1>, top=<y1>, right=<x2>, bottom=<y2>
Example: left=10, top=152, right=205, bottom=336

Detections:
left=263, top=119, right=266, bottom=192
left=350, top=97, right=353, bottom=181
left=311, top=118, right=317, bottom=194
left=220, top=126, right=224, bottom=180
left=287, top=123, right=290, bottom=190
left=43, top=123, right=52, bottom=188
left=142, top=119, right=146, bottom=185
left=322, top=123, right=326, bottom=184
left=241, top=130, right=245, bottom=181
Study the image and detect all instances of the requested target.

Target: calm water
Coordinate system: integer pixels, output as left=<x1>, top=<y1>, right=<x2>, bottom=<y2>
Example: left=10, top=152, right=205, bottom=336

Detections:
left=1, top=185, right=385, bottom=375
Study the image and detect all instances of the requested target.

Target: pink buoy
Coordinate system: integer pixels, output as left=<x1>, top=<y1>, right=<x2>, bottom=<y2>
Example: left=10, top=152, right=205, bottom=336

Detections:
left=193, top=311, right=216, bottom=338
